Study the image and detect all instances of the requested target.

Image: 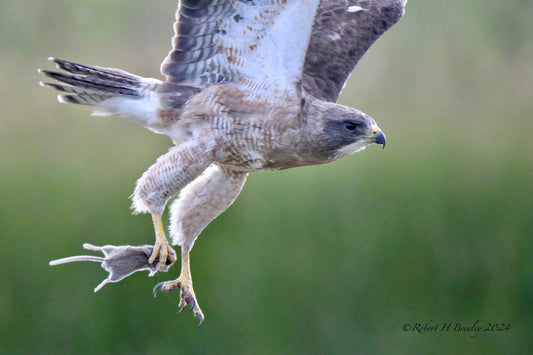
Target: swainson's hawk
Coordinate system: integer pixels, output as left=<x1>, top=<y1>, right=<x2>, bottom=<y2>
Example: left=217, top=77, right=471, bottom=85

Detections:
left=42, top=0, right=407, bottom=324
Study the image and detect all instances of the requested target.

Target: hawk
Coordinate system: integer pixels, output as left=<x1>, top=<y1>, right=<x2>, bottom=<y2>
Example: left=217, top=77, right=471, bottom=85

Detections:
left=41, top=0, right=406, bottom=324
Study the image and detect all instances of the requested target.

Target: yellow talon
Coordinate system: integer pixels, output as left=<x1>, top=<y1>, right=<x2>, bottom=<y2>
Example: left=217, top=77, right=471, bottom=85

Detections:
left=149, top=214, right=177, bottom=270
left=153, top=251, right=204, bottom=324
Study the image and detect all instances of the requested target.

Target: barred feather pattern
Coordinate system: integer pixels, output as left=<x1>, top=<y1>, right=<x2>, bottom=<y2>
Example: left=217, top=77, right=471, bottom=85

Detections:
left=40, top=58, right=171, bottom=132
left=39, top=58, right=151, bottom=106
left=131, top=139, right=218, bottom=216
left=161, top=0, right=321, bottom=101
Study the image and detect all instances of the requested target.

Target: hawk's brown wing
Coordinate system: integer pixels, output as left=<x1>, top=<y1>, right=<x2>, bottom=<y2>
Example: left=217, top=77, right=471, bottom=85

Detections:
left=303, top=0, right=406, bottom=102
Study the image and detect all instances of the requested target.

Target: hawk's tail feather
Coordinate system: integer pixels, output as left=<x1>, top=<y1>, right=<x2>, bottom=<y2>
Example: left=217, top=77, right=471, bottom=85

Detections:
left=41, top=81, right=118, bottom=106
left=39, top=57, right=154, bottom=107
left=50, top=58, right=140, bottom=86
left=40, top=57, right=166, bottom=129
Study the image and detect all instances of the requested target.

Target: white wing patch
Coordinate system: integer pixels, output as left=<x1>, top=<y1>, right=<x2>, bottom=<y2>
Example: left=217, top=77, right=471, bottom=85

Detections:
left=222, top=0, right=320, bottom=100
left=346, top=5, right=367, bottom=13
left=163, top=0, right=320, bottom=103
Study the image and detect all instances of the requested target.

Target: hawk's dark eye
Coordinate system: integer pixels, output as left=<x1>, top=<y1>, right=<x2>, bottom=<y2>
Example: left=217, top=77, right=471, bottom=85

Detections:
left=343, top=121, right=359, bottom=131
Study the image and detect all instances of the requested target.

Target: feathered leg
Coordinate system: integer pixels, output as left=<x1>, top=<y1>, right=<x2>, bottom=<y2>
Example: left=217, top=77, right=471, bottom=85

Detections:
left=154, top=165, right=248, bottom=324
left=132, top=140, right=217, bottom=272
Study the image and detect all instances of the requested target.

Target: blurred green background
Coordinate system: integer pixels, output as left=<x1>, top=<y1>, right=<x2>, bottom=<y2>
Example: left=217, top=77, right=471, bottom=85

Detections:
left=1, top=0, right=532, bottom=353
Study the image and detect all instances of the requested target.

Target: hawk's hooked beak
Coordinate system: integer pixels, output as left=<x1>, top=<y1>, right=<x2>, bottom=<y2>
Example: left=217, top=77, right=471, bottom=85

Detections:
left=371, top=125, right=386, bottom=148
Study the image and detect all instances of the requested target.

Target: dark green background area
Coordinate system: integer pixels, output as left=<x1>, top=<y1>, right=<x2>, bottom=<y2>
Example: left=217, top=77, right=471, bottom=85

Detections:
left=1, top=1, right=532, bottom=353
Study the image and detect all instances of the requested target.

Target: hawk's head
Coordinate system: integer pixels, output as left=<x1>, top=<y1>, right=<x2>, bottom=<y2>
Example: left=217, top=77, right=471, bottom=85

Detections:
left=303, top=96, right=386, bottom=162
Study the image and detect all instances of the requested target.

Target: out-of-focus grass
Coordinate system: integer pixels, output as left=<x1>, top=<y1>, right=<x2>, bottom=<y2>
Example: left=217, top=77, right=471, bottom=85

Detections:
left=1, top=1, right=532, bottom=354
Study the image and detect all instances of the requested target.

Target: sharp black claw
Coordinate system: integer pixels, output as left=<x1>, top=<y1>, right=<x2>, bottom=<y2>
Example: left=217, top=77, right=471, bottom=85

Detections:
left=167, top=250, right=177, bottom=265
left=153, top=282, right=165, bottom=297
left=188, top=297, right=196, bottom=311
left=152, top=279, right=203, bottom=323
